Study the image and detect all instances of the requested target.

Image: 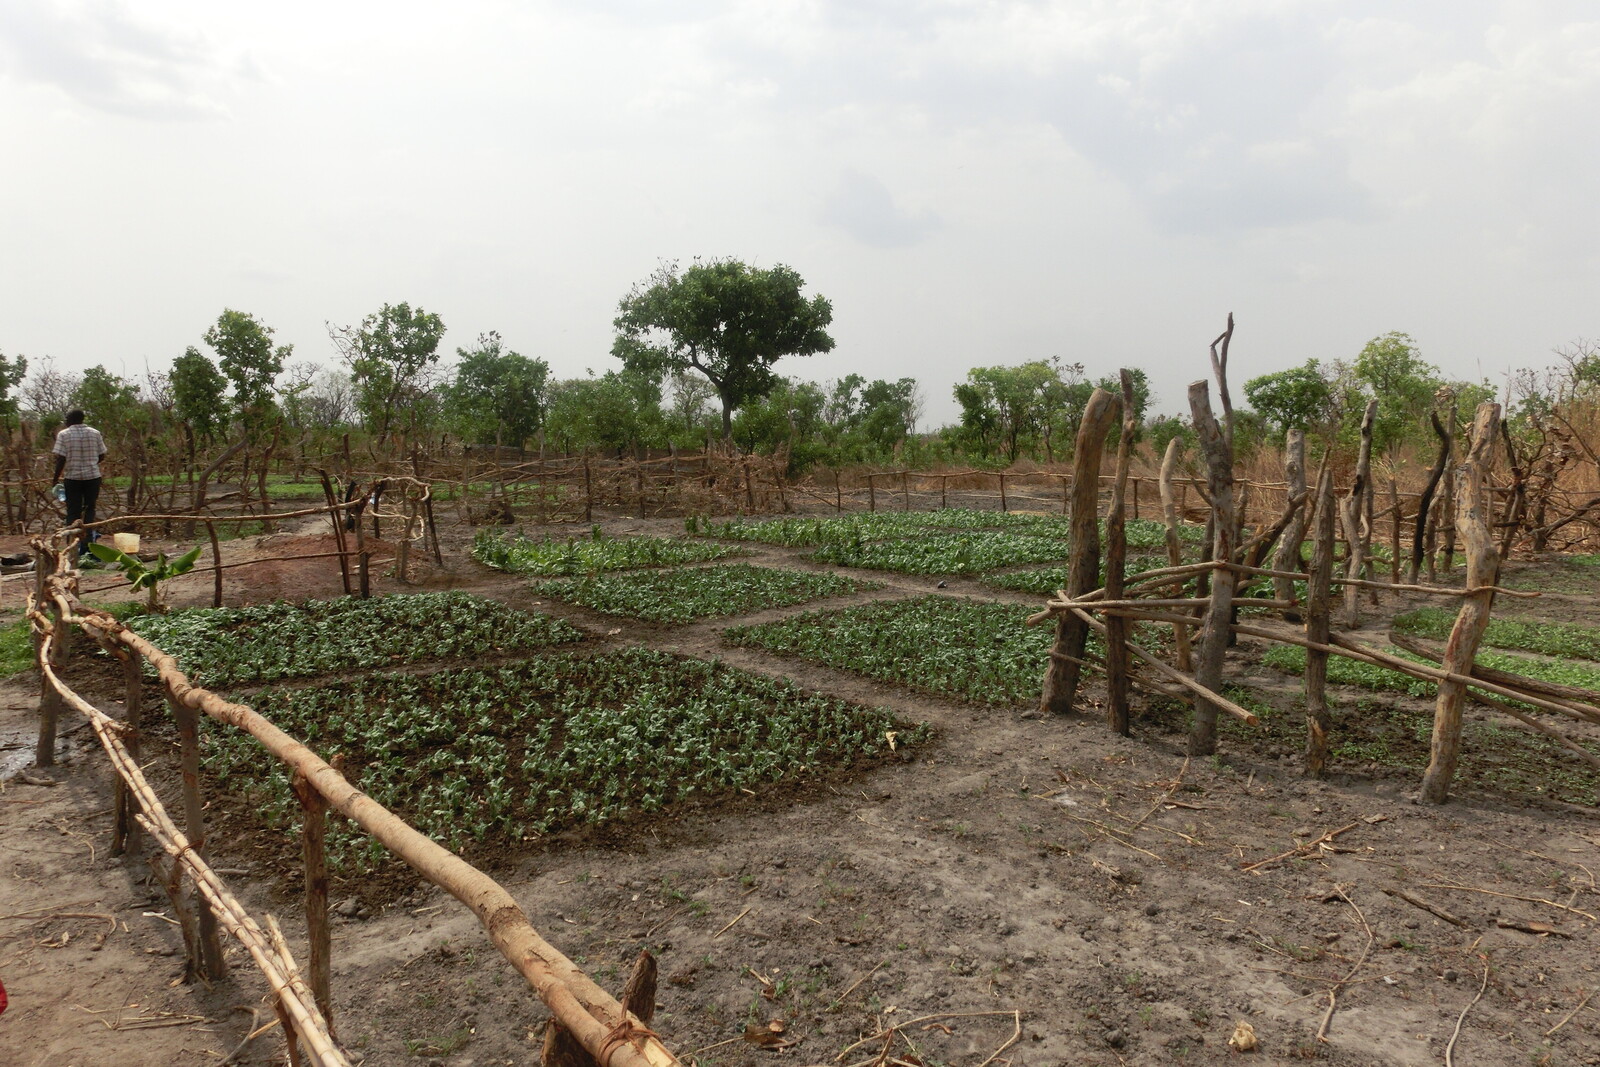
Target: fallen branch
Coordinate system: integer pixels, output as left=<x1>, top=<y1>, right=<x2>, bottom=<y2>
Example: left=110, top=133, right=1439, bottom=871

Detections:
left=1421, top=882, right=1597, bottom=922
left=1316, top=886, right=1375, bottom=1042
left=1381, top=888, right=1469, bottom=928
left=1444, top=957, right=1489, bottom=1067
left=1241, top=821, right=1364, bottom=873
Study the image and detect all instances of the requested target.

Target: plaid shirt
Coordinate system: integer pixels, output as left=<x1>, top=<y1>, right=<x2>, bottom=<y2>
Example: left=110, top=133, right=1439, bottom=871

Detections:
left=52, top=424, right=106, bottom=480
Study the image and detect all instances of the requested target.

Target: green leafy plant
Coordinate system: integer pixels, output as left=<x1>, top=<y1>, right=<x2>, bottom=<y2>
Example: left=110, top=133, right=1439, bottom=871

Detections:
left=87, top=542, right=204, bottom=612
left=472, top=530, right=736, bottom=576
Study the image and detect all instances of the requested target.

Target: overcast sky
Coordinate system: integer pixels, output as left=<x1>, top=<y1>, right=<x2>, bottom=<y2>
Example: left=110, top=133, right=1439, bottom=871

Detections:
left=2, top=1, right=1595, bottom=426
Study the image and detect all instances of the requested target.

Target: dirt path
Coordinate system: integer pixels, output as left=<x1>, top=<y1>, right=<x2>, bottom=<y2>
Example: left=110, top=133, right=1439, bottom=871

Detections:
left=2, top=515, right=1598, bottom=1065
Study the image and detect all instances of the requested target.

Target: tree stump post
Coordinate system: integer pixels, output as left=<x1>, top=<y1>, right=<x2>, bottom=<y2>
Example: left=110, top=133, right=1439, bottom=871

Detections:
left=33, top=545, right=60, bottom=768
left=1040, top=388, right=1120, bottom=715
left=999, top=473, right=1008, bottom=513
left=1420, top=403, right=1502, bottom=804
left=1104, top=370, right=1139, bottom=735
left=1304, top=468, right=1336, bottom=777
left=1187, top=380, right=1236, bottom=757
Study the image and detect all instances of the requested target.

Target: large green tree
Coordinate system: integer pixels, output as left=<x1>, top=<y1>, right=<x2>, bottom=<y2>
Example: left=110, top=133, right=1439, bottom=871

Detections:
left=0, top=349, right=26, bottom=431
left=203, top=309, right=290, bottom=439
left=329, top=302, right=447, bottom=439
left=1244, top=359, right=1335, bottom=435
left=612, top=259, right=835, bottom=440
left=445, top=332, right=550, bottom=449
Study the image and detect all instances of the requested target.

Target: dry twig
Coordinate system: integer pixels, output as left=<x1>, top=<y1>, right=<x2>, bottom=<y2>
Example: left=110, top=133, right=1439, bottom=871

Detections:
left=1444, top=957, right=1489, bottom=1067
left=1316, top=886, right=1374, bottom=1043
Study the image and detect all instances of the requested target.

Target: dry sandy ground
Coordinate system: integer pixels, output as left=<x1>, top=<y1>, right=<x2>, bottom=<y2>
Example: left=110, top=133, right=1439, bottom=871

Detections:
left=1, top=514, right=1598, bottom=1066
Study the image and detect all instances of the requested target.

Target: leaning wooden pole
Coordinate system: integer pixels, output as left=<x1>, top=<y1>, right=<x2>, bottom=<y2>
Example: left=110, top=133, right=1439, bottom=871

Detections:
left=1187, top=378, right=1237, bottom=757
left=1341, top=400, right=1377, bottom=626
left=1419, top=402, right=1502, bottom=804
left=1157, top=437, right=1194, bottom=673
left=1103, top=371, right=1138, bottom=736
left=1040, top=388, right=1121, bottom=715
left=1414, top=412, right=1449, bottom=582
left=1272, top=430, right=1308, bottom=622
left=1304, top=468, right=1337, bottom=777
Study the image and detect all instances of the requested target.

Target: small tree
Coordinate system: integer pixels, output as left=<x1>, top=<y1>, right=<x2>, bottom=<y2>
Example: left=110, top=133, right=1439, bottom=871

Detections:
left=329, top=302, right=447, bottom=440
left=1244, top=360, right=1335, bottom=436
left=0, top=349, right=27, bottom=433
left=203, top=309, right=290, bottom=441
left=445, top=332, right=550, bottom=449
left=171, top=346, right=232, bottom=445
left=612, top=259, right=834, bottom=440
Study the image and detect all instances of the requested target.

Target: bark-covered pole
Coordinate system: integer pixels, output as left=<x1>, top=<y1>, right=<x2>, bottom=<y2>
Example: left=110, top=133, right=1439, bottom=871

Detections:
left=1040, top=388, right=1121, bottom=715
left=1341, top=400, right=1377, bottom=626
left=1420, top=402, right=1502, bottom=805
left=1272, top=430, right=1309, bottom=622
left=1187, top=380, right=1236, bottom=756
left=1104, top=370, right=1139, bottom=736
left=1158, top=437, right=1194, bottom=672
left=1303, top=467, right=1337, bottom=777
left=1414, top=412, right=1449, bottom=582
left=292, top=771, right=335, bottom=1036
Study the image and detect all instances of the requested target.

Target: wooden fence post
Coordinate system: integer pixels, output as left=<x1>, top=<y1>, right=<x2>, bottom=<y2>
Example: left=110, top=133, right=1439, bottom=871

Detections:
left=1158, top=438, right=1194, bottom=673
left=901, top=470, right=910, bottom=511
left=1420, top=403, right=1502, bottom=804
left=998, top=473, right=1008, bottom=513
left=168, top=689, right=228, bottom=979
left=1104, top=370, right=1138, bottom=735
left=868, top=474, right=876, bottom=512
left=1414, top=413, right=1449, bottom=581
left=112, top=645, right=144, bottom=855
left=1304, top=468, right=1336, bottom=777
left=33, top=545, right=60, bottom=767
left=1341, top=400, right=1376, bottom=626
left=1040, top=388, right=1120, bottom=715
left=292, top=772, right=335, bottom=1036
left=1187, top=379, right=1237, bottom=757
left=582, top=452, right=593, bottom=522
left=1272, top=430, right=1308, bottom=622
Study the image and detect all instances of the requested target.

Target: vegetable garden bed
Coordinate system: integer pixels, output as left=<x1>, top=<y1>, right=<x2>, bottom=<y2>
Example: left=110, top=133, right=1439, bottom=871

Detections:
left=532, top=563, right=882, bottom=623
left=473, top=529, right=737, bottom=575
left=206, top=647, right=926, bottom=872
left=725, top=595, right=1060, bottom=704
left=129, top=592, right=583, bottom=688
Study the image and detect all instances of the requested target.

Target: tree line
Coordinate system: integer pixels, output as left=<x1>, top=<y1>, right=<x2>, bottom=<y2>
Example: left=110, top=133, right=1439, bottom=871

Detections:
left=0, top=258, right=1588, bottom=483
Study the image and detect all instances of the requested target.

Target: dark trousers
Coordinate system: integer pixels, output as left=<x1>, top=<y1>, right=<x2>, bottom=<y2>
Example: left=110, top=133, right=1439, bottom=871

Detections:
left=64, top=478, right=101, bottom=549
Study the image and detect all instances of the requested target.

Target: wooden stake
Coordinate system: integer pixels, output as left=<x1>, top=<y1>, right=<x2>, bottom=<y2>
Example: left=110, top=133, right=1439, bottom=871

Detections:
left=1342, top=400, right=1376, bottom=626
left=1304, top=468, right=1336, bottom=778
left=1272, top=430, right=1308, bottom=622
left=169, top=689, right=228, bottom=979
left=292, top=771, right=335, bottom=1036
left=112, top=646, right=143, bottom=856
left=1040, top=388, right=1120, bottom=715
left=1420, top=403, right=1502, bottom=805
left=1187, top=376, right=1237, bottom=756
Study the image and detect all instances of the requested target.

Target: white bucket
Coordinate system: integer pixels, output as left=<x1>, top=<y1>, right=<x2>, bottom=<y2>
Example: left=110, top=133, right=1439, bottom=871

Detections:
left=112, top=532, right=140, bottom=555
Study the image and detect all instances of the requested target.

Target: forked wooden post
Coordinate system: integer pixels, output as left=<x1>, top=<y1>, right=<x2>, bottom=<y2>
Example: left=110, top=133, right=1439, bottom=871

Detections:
left=112, top=645, right=144, bottom=855
left=168, top=688, right=229, bottom=979
left=1304, top=468, right=1336, bottom=777
left=1157, top=438, right=1194, bottom=672
left=1187, top=379, right=1236, bottom=757
left=292, top=771, right=335, bottom=1035
left=1040, top=388, right=1121, bottom=715
left=1104, top=370, right=1138, bottom=735
left=1273, top=430, right=1309, bottom=623
left=1341, top=400, right=1377, bottom=626
left=1420, top=403, right=1502, bottom=804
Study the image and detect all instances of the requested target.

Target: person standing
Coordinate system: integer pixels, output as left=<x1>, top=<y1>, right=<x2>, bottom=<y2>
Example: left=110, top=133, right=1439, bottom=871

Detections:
left=51, top=409, right=106, bottom=550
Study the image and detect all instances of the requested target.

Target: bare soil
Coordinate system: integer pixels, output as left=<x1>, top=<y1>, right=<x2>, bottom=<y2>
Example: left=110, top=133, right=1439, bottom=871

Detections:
left=2, top=512, right=1598, bottom=1066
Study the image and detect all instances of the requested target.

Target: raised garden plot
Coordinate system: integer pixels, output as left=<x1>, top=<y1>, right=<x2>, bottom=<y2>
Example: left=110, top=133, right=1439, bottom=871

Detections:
left=689, top=510, right=1196, bottom=551
left=1263, top=642, right=1600, bottom=699
left=532, top=563, right=882, bottom=623
left=209, top=648, right=927, bottom=870
left=726, top=595, right=1058, bottom=705
left=809, top=530, right=1072, bottom=575
left=985, top=555, right=1168, bottom=596
left=473, top=529, right=737, bottom=576
left=129, top=592, right=582, bottom=689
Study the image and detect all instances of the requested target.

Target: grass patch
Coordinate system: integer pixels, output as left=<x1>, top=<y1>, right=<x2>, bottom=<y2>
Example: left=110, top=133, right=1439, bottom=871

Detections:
left=217, top=648, right=927, bottom=870
left=533, top=563, right=881, bottom=623
left=726, top=596, right=1055, bottom=704
left=474, top=529, right=736, bottom=576
left=129, top=592, right=582, bottom=688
